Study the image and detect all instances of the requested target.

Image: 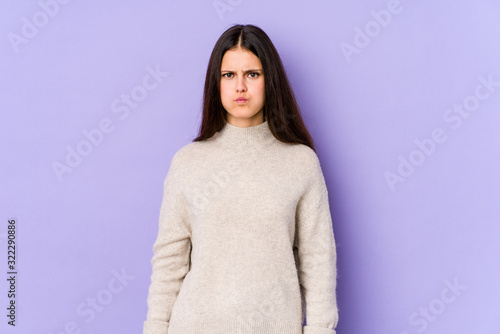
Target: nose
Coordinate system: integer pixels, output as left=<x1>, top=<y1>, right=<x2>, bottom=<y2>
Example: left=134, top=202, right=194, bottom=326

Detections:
left=236, top=75, right=247, bottom=92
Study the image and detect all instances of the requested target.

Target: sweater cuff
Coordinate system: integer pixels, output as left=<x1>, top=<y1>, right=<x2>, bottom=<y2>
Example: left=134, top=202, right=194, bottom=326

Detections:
left=143, top=320, right=169, bottom=334
left=303, top=325, right=336, bottom=334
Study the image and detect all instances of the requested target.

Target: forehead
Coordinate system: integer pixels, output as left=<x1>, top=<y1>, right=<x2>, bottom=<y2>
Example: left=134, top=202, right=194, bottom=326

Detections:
left=221, top=48, right=262, bottom=69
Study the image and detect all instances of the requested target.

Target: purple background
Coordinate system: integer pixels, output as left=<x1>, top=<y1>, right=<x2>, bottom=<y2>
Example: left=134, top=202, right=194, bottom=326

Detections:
left=1, top=1, right=500, bottom=333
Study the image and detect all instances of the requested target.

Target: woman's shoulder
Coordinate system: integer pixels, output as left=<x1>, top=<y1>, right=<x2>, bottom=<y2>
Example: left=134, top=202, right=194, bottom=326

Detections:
left=281, top=142, right=321, bottom=168
left=170, top=141, right=203, bottom=164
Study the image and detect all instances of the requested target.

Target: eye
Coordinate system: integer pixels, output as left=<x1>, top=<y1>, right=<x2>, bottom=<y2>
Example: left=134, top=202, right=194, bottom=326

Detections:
left=248, top=72, right=260, bottom=78
left=222, top=73, right=233, bottom=78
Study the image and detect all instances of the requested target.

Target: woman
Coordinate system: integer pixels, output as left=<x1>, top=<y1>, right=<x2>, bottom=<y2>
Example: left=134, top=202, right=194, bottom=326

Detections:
left=143, top=24, right=339, bottom=334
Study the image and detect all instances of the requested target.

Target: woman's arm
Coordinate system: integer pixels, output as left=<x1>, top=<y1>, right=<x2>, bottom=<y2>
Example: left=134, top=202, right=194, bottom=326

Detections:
left=294, top=152, right=339, bottom=334
left=143, top=152, right=192, bottom=334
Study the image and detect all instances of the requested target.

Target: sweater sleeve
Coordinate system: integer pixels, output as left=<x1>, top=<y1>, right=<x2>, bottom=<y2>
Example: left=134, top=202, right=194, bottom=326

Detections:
left=294, top=153, right=339, bottom=334
left=143, top=152, right=192, bottom=334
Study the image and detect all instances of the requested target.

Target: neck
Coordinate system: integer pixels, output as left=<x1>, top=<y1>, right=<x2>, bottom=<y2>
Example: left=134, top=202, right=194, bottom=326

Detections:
left=216, top=119, right=274, bottom=147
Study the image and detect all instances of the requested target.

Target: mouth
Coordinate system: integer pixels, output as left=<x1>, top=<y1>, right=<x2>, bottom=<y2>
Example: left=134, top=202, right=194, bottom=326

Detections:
left=235, top=98, right=248, bottom=103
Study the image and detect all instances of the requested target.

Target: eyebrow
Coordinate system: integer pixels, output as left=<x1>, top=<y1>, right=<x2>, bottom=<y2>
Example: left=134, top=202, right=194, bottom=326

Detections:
left=221, top=69, right=263, bottom=73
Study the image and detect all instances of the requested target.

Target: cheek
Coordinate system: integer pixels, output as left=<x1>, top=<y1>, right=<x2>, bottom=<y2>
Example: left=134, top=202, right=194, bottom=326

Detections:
left=220, top=83, right=230, bottom=100
left=256, top=81, right=265, bottom=101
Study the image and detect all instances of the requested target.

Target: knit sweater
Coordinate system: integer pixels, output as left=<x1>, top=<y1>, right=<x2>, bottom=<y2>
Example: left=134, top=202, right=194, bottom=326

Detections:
left=143, top=119, right=339, bottom=334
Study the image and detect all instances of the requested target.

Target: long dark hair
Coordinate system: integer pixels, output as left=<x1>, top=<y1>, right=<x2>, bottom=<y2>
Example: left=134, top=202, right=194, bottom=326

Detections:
left=193, top=24, right=316, bottom=152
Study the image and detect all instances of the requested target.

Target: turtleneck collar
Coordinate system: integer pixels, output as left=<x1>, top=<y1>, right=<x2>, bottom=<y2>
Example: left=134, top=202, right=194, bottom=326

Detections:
left=216, top=119, right=275, bottom=148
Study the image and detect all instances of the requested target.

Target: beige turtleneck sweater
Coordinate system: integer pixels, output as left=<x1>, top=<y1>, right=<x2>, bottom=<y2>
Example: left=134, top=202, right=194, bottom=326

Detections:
left=143, top=120, right=339, bottom=334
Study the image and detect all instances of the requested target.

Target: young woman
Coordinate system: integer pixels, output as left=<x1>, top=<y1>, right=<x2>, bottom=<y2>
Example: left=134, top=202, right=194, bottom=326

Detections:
left=143, top=24, right=339, bottom=334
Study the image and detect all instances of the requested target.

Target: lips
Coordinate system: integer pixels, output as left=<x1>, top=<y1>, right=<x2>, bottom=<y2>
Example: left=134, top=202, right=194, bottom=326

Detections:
left=235, top=97, right=247, bottom=102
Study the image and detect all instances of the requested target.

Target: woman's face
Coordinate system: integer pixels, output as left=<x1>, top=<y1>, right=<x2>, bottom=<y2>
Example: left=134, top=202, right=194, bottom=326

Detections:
left=220, top=47, right=265, bottom=127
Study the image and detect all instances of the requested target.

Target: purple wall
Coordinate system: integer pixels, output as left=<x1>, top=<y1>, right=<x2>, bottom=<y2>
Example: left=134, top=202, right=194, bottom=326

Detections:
left=1, top=1, right=499, bottom=333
